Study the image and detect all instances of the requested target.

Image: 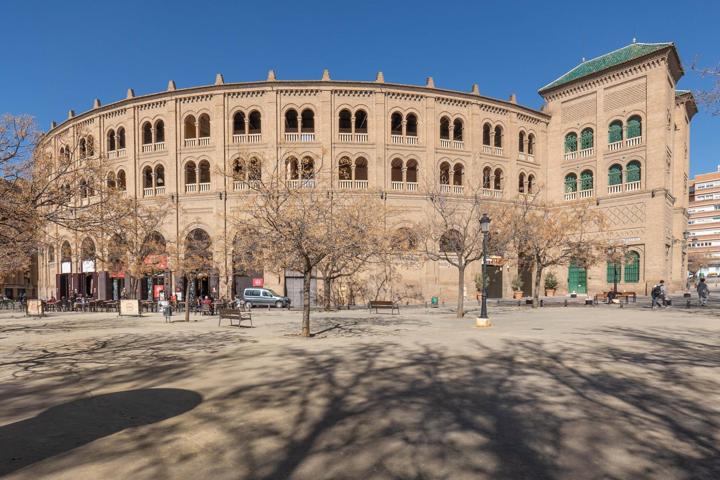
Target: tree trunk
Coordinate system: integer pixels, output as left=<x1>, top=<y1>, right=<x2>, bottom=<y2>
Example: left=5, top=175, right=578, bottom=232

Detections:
left=184, top=276, right=191, bottom=322
left=302, top=269, right=312, bottom=337
left=323, top=276, right=332, bottom=311
left=457, top=264, right=465, bottom=318
left=533, top=265, right=543, bottom=308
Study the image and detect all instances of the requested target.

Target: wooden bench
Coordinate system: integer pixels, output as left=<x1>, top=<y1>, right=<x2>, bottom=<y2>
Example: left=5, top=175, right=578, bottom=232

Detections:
left=218, top=308, right=252, bottom=327
left=368, top=300, right=399, bottom=315
left=594, top=291, right=637, bottom=304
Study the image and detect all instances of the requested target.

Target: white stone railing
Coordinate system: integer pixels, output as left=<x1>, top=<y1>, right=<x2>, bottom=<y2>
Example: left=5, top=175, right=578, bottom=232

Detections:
left=440, top=139, right=451, bottom=148
left=518, top=153, right=526, bottom=161
left=494, top=147, right=503, bottom=156
left=391, top=134, right=404, bottom=144
left=108, top=149, right=126, bottom=159
left=301, top=133, right=315, bottom=142
left=453, top=185, right=464, bottom=194
left=355, top=180, right=369, bottom=189
left=185, top=183, right=197, bottom=193
left=406, top=182, right=418, bottom=192
left=284, top=133, right=299, bottom=142
left=625, top=180, right=641, bottom=191
left=285, top=132, right=315, bottom=142
left=338, top=179, right=353, bottom=189
left=580, top=147, right=594, bottom=158
left=198, top=137, right=210, bottom=146
left=338, top=179, right=369, bottom=189
left=184, top=138, right=197, bottom=147
left=339, top=133, right=353, bottom=142
left=626, top=136, right=642, bottom=147
left=440, top=184, right=451, bottom=193
left=608, top=184, right=622, bottom=194
left=406, top=136, right=418, bottom=145
left=355, top=133, right=368, bottom=142
left=232, top=133, right=262, bottom=144
left=155, top=186, right=165, bottom=195
left=564, top=191, right=577, bottom=201
left=391, top=181, right=404, bottom=190
left=233, top=180, right=247, bottom=191
left=482, top=145, right=492, bottom=154
left=453, top=140, right=464, bottom=150
left=579, top=189, right=594, bottom=198
left=527, top=154, right=535, bottom=161
left=143, top=187, right=154, bottom=197
left=564, top=150, right=578, bottom=161
left=154, top=142, right=165, bottom=152
left=142, top=144, right=153, bottom=153
left=608, top=140, right=623, bottom=151
left=198, top=182, right=210, bottom=192
left=482, top=188, right=502, bottom=198
left=288, top=179, right=315, bottom=189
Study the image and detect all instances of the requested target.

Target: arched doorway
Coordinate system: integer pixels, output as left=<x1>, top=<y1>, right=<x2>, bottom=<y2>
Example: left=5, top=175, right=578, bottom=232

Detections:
left=140, top=231, right=168, bottom=301
left=182, top=228, right=217, bottom=303
left=232, top=234, right=263, bottom=298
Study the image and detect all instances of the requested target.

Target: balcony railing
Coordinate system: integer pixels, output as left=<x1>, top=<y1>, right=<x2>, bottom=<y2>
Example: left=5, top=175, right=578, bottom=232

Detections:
left=184, top=138, right=196, bottom=147
left=391, top=134, right=404, bottom=144
left=142, top=144, right=153, bottom=153
left=527, top=154, right=535, bottom=161
left=198, top=182, right=210, bottom=192
left=453, top=185, right=464, bottom=194
left=579, top=189, right=594, bottom=199
left=626, top=136, right=642, bottom=148
left=143, top=187, right=155, bottom=197
left=608, top=140, right=623, bottom=151
left=108, top=148, right=126, bottom=159
left=440, top=184, right=451, bottom=193
left=440, top=139, right=451, bottom=148
left=564, top=150, right=577, bottom=160
left=608, top=184, right=622, bottom=194
left=155, top=186, right=165, bottom=195
left=564, top=191, right=577, bottom=201
left=338, top=179, right=369, bottom=190
left=339, top=133, right=353, bottom=142
left=406, top=136, right=418, bottom=145
left=233, top=180, right=248, bottom=191
left=391, top=181, right=404, bottom=190
left=232, top=133, right=262, bottom=144
left=625, top=180, right=641, bottom=191
left=185, top=184, right=197, bottom=193
left=355, top=133, right=368, bottom=142
left=287, top=179, right=315, bottom=189
left=337, top=132, right=368, bottom=143
left=482, top=188, right=502, bottom=199
left=284, top=132, right=316, bottom=142
left=579, top=147, right=595, bottom=158
left=406, top=182, right=418, bottom=192
left=608, top=137, right=643, bottom=152
left=198, top=137, right=210, bottom=146
left=154, top=142, right=165, bottom=152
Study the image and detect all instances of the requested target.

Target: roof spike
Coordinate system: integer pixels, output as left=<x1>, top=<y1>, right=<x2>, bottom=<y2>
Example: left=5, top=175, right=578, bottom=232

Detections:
left=215, top=73, right=224, bottom=85
left=167, top=80, right=176, bottom=91
left=126, top=88, right=135, bottom=99
left=375, top=71, right=384, bottom=83
left=426, top=76, right=435, bottom=88
left=509, top=93, right=517, bottom=104
left=632, top=37, right=637, bottom=43
left=321, top=69, right=330, bottom=81
left=51, top=120, right=57, bottom=129
left=92, top=98, right=101, bottom=109
left=267, top=69, right=276, bottom=81
left=471, top=83, right=480, bottom=95
left=68, top=110, right=75, bottom=119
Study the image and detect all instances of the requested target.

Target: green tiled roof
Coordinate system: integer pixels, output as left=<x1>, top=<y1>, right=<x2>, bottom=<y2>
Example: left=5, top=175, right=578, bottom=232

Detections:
left=539, top=42, right=673, bottom=93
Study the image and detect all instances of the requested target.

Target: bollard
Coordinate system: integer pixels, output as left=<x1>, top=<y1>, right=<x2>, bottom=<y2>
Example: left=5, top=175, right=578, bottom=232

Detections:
left=540, top=299, right=544, bottom=307
left=564, top=299, right=568, bottom=307
left=686, top=299, right=691, bottom=309
left=619, top=302, right=623, bottom=309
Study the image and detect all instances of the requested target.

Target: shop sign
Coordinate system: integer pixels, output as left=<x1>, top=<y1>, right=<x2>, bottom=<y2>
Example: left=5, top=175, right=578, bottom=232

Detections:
left=252, top=277, right=264, bottom=287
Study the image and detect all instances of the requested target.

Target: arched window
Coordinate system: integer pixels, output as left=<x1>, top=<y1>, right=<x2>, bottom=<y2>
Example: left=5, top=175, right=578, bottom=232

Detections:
left=81, top=237, right=96, bottom=273
left=233, top=112, right=246, bottom=135
left=627, top=115, right=642, bottom=139
left=406, top=114, right=418, bottom=137
left=233, top=159, right=246, bottom=180
left=117, top=170, right=126, bottom=191
left=248, top=157, right=261, bottom=181
left=527, top=174, right=535, bottom=193
left=390, top=112, right=403, bottom=135
left=301, top=109, right=315, bottom=133
left=564, top=173, right=577, bottom=192
left=482, top=166, right=492, bottom=189
left=87, top=136, right=94, bottom=156
left=248, top=110, right=261, bottom=134
left=107, top=129, right=116, bottom=151
left=391, top=158, right=403, bottom=182
left=184, top=229, right=212, bottom=269
left=624, top=251, right=640, bottom=283
left=285, top=109, right=299, bottom=132
left=608, top=164, right=622, bottom=186
left=493, top=168, right=503, bottom=190
left=626, top=160, right=641, bottom=183
left=339, top=157, right=352, bottom=180
left=528, top=134, right=535, bottom=155
left=482, top=123, right=491, bottom=146
left=439, top=229, right=462, bottom=253
left=143, top=231, right=167, bottom=259
left=453, top=119, right=463, bottom=142
left=185, top=161, right=197, bottom=185
left=609, top=120, right=623, bottom=143
left=79, top=138, right=87, bottom=158
left=143, top=166, right=153, bottom=189
left=580, top=170, right=593, bottom=191
left=198, top=114, right=210, bottom=138
left=61, top=241, right=72, bottom=264
left=564, top=132, right=578, bottom=152
left=48, top=246, right=55, bottom=263
left=439, top=117, right=450, bottom=140
left=355, top=157, right=368, bottom=181
left=155, top=120, right=165, bottom=143
left=518, top=173, right=526, bottom=193
left=355, top=110, right=368, bottom=133
left=493, top=125, right=502, bottom=148
left=406, top=159, right=418, bottom=183
left=394, top=227, right=418, bottom=251
left=581, top=128, right=594, bottom=150
left=199, top=160, right=211, bottom=183
left=286, top=157, right=299, bottom=180
left=118, top=127, right=126, bottom=149
left=301, top=157, right=314, bottom=179
left=184, top=115, right=197, bottom=139
left=518, top=131, right=525, bottom=152
left=439, top=162, right=451, bottom=185
left=452, top=164, right=463, bottom=186
left=339, top=109, right=352, bottom=133
left=79, top=179, right=89, bottom=198
left=106, top=171, right=116, bottom=189
left=155, top=165, right=165, bottom=187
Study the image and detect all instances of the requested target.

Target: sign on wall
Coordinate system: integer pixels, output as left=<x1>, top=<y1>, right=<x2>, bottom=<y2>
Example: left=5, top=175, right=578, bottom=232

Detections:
left=82, top=260, right=95, bottom=272
left=252, top=277, right=264, bottom=287
left=61, top=262, right=71, bottom=274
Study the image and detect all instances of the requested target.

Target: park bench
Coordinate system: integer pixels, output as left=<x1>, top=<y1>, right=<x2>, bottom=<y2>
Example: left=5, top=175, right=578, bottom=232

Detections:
left=218, top=308, right=253, bottom=327
left=368, top=300, right=400, bottom=315
left=594, top=291, right=637, bottom=304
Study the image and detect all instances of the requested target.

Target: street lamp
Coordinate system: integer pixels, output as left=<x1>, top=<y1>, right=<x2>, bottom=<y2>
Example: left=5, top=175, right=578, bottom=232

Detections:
left=607, top=246, right=618, bottom=300
left=479, top=213, right=491, bottom=319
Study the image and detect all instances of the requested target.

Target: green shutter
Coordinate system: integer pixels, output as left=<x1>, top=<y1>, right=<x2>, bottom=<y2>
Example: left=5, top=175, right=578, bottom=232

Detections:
left=624, top=251, right=640, bottom=283
left=606, top=261, right=621, bottom=283
left=580, top=171, right=593, bottom=190
left=565, top=133, right=578, bottom=153
left=581, top=129, right=594, bottom=149
left=565, top=175, right=577, bottom=192
left=627, top=118, right=642, bottom=138
left=608, top=165, right=622, bottom=185
left=609, top=123, right=623, bottom=143
left=626, top=162, right=641, bottom=182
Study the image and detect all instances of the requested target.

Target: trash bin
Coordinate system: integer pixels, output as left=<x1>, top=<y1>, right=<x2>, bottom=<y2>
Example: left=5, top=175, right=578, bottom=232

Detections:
left=431, top=296, right=439, bottom=308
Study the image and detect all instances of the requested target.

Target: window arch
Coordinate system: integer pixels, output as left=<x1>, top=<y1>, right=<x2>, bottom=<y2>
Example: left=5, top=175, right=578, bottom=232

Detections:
left=580, top=170, right=593, bottom=190
left=391, top=158, right=403, bottom=182
left=439, top=162, right=451, bottom=185
left=607, top=260, right=621, bottom=283
left=198, top=160, right=211, bottom=183
left=248, top=157, right=261, bottom=181
left=627, top=115, right=642, bottom=139
left=184, top=229, right=212, bottom=266
left=155, top=165, right=165, bottom=187
left=394, top=227, right=418, bottom=251
left=118, top=127, right=126, bottom=149
left=453, top=119, right=463, bottom=142
left=608, top=164, right=622, bottom=186
left=233, top=159, right=246, bottom=181
left=185, top=161, right=197, bottom=185
left=81, top=237, right=96, bottom=273
left=248, top=110, right=261, bottom=134
left=301, top=109, right=315, bottom=133
left=285, top=109, right=299, bottom=132
left=106, top=171, right=116, bottom=189
left=609, top=120, right=623, bottom=143
left=79, top=178, right=89, bottom=198
left=79, top=138, right=87, bottom=158
left=581, top=128, right=594, bottom=150
left=117, top=170, right=126, bottom=191
left=184, top=115, right=197, bottom=139
left=564, top=173, right=577, bottom=192
left=564, top=132, right=578, bottom=153
left=355, top=109, right=368, bottom=133
left=339, top=109, right=352, bottom=134
left=286, top=157, right=299, bottom=180
left=61, top=241, right=72, bottom=264
left=482, top=166, right=492, bottom=189
left=107, top=129, right=116, bottom=151
left=626, top=160, right=641, bottom=183
left=339, top=157, right=352, bottom=180
left=406, top=113, right=418, bottom=137
left=355, top=157, right=368, bottom=181
left=406, top=159, right=418, bottom=183
left=527, top=133, right=535, bottom=155
left=624, top=251, right=640, bottom=283
left=143, top=166, right=153, bottom=189
left=518, top=131, right=525, bottom=152
left=518, top=172, right=526, bottom=193
left=439, top=116, right=450, bottom=140
left=87, top=136, right=94, bottom=156
left=482, top=123, right=491, bottom=146
left=154, top=120, right=165, bottom=143
left=198, top=113, right=210, bottom=138
left=493, top=168, right=503, bottom=190
left=301, top=157, right=315, bottom=179
left=439, top=229, right=462, bottom=253
left=233, top=111, right=246, bottom=135
left=493, top=125, right=502, bottom=148
left=391, top=112, right=403, bottom=135
left=527, top=174, right=535, bottom=193
left=452, top=163, right=463, bottom=186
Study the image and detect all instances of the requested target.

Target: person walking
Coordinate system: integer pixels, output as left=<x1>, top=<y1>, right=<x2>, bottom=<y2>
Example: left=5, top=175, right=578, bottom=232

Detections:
left=697, top=277, right=710, bottom=307
left=651, top=280, right=666, bottom=309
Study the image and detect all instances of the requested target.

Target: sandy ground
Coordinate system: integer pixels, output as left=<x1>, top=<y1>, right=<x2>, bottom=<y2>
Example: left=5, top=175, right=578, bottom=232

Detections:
left=0, top=304, right=719, bottom=480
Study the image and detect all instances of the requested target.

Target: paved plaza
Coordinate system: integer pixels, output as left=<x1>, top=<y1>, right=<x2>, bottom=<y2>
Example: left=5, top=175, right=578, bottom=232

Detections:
left=1, top=304, right=719, bottom=479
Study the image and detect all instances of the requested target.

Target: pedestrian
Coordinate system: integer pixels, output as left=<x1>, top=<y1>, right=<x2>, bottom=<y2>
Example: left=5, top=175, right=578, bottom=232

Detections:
left=697, top=277, right=710, bottom=307
left=651, top=280, right=666, bottom=309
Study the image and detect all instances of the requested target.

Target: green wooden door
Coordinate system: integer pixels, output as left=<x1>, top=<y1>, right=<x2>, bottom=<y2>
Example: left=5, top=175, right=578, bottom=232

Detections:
left=568, top=264, right=587, bottom=294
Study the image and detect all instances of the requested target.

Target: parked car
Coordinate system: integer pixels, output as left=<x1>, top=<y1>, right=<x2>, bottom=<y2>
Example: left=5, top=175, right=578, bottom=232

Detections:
left=242, top=288, right=291, bottom=308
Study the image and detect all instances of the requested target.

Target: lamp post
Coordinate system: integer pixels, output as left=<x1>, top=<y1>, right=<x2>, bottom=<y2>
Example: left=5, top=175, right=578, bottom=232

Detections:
left=479, top=213, right=491, bottom=319
left=607, top=245, right=620, bottom=301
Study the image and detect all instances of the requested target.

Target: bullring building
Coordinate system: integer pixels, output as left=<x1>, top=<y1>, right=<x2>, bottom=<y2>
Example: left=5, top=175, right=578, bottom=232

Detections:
left=37, top=42, right=695, bottom=304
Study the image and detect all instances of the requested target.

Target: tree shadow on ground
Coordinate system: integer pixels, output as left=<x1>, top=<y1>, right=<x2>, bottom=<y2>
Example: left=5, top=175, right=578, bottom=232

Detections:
left=0, top=388, right=202, bottom=476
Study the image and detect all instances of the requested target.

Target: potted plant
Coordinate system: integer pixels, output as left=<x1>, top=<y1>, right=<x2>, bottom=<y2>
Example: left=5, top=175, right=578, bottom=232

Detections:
left=511, top=276, right=524, bottom=299
left=474, top=272, right=489, bottom=301
left=544, top=272, right=558, bottom=296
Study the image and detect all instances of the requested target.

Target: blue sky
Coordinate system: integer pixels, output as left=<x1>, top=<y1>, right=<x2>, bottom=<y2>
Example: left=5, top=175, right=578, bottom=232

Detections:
left=2, top=0, right=719, bottom=176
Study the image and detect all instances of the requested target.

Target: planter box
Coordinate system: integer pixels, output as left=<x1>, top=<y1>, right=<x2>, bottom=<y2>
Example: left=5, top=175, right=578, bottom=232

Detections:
left=545, top=289, right=556, bottom=296
left=26, top=300, right=44, bottom=317
left=512, top=291, right=523, bottom=300
left=119, top=299, right=141, bottom=316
